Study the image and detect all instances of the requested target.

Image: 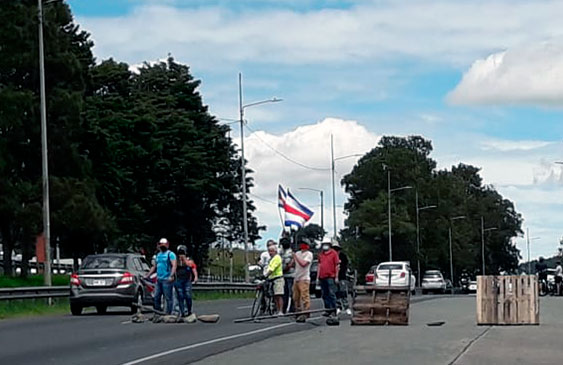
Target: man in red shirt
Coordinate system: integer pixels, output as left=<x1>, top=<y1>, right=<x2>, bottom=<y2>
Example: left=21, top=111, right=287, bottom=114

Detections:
left=317, top=240, right=340, bottom=316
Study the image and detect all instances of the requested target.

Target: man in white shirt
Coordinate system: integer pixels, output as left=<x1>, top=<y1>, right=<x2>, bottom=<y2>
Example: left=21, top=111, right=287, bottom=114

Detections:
left=259, top=240, right=277, bottom=276
left=555, top=261, right=563, bottom=296
left=293, top=238, right=313, bottom=322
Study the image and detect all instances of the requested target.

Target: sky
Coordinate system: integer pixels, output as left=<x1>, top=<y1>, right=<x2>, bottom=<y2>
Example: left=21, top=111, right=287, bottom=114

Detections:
left=68, top=0, right=563, bottom=260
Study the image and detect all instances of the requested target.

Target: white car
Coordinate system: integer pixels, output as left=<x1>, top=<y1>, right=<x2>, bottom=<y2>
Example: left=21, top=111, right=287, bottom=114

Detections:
left=421, top=270, right=447, bottom=294
left=374, top=261, right=416, bottom=294
left=468, top=280, right=477, bottom=293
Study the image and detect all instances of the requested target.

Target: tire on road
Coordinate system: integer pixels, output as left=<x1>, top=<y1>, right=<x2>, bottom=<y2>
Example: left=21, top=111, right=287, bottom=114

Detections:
left=251, top=290, right=264, bottom=318
left=70, top=303, right=83, bottom=316
left=96, top=305, right=107, bottom=314
left=131, top=289, right=143, bottom=314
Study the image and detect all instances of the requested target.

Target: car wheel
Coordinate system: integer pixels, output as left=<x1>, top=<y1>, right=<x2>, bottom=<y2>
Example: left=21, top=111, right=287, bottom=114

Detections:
left=131, top=290, right=143, bottom=314
left=70, top=303, right=82, bottom=316
left=96, top=305, right=107, bottom=314
left=411, top=290, right=416, bottom=296
left=422, top=289, right=427, bottom=295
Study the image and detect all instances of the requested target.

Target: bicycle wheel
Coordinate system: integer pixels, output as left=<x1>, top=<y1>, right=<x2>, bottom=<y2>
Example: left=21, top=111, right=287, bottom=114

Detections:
left=251, top=289, right=264, bottom=318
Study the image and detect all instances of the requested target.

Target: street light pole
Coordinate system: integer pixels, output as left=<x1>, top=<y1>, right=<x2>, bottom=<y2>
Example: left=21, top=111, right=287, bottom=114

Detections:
left=38, top=0, right=52, bottom=287
left=299, top=188, right=324, bottom=233
left=415, top=189, right=436, bottom=286
left=387, top=168, right=392, bottom=261
left=449, top=216, right=466, bottom=288
left=480, top=216, right=498, bottom=276
left=238, top=73, right=281, bottom=282
left=331, top=135, right=337, bottom=238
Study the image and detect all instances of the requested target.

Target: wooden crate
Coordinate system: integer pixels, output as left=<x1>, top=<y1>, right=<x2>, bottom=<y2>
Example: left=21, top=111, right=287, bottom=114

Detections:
left=351, top=285, right=410, bottom=326
left=476, top=275, right=539, bottom=325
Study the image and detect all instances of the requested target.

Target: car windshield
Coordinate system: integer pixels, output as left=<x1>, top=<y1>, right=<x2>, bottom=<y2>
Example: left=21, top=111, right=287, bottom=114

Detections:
left=378, top=264, right=403, bottom=271
left=424, top=273, right=442, bottom=278
left=82, top=256, right=126, bottom=269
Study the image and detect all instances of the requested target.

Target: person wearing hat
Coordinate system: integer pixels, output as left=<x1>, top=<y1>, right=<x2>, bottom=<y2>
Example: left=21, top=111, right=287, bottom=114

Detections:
left=317, top=240, right=340, bottom=317
left=146, top=238, right=177, bottom=314
left=174, top=245, right=198, bottom=317
left=293, top=238, right=313, bottom=322
left=332, top=241, right=351, bottom=315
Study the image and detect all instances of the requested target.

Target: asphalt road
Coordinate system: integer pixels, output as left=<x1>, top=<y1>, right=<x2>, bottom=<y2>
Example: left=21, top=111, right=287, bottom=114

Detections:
left=0, top=294, right=439, bottom=365
left=197, top=296, right=563, bottom=365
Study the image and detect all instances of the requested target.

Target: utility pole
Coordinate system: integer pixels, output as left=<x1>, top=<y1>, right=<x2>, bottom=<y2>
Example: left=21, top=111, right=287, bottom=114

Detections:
left=415, top=190, right=436, bottom=286
left=449, top=226, right=454, bottom=286
left=331, top=134, right=337, bottom=239
left=38, top=0, right=52, bottom=287
left=527, top=227, right=531, bottom=275
left=387, top=167, right=392, bottom=261
left=481, top=216, right=485, bottom=276
left=238, top=73, right=250, bottom=283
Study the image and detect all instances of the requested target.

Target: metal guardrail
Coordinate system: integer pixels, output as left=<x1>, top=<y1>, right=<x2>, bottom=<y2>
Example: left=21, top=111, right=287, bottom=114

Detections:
left=0, top=282, right=256, bottom=301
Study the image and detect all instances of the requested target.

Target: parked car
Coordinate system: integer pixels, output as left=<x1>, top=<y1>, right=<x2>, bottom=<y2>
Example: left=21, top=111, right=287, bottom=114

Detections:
left=421, top=270, right=447, bottom=294
left=69, top=253, right=153, bottom=315
left=365, top=265, right=377, bottom=284
left=310, top=260, right=322, bottom=298
left=468, top=280, right=477, bottom=293
left=373, top=261, right=416, bottom=294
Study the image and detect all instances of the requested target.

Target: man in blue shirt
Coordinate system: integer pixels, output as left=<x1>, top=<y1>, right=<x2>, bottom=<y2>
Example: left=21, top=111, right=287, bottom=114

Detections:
left=146, top=238, right=177, bottom=314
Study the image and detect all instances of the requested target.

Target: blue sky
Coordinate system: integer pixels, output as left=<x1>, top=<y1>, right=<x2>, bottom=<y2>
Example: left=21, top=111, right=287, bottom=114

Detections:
left=69, top=0, right=563, bottom=260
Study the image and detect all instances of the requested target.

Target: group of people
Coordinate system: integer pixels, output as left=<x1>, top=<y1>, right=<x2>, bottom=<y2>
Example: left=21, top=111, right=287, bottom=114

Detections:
left=259, top=236, right=351, bottom=322
left=536, top=257, right=563, bottom=295
left=145, top=238, right=199, bottom=317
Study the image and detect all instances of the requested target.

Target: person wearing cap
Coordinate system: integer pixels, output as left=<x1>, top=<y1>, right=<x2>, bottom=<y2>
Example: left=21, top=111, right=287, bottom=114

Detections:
left=281, top=237, right=295, bottom=313
left=333, top=241, right=351, bottom=315
left=264, top=243, right=285, bottom=316
left=146, top=238, right=177, bottom=314
left=317, top=240, right=340, bottom=317
left=174, top=245, right=198, bottom=317
left=293, top=238, right=313, bottom=322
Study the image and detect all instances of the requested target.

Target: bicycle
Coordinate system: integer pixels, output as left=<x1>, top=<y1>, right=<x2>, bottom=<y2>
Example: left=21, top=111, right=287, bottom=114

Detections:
left=251, top=278, right=276, bottom=318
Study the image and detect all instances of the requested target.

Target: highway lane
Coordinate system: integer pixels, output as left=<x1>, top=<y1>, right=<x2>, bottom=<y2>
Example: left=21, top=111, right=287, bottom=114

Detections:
left=0, top=294, right=441, bottom=365
left=0, top=297, right=326, bottom=365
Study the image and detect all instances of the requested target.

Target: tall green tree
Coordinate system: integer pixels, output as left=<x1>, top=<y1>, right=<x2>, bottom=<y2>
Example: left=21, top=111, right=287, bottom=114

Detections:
left=341, top=136, right=522, bottom=282
left=0, top=0, right=108, bottom=276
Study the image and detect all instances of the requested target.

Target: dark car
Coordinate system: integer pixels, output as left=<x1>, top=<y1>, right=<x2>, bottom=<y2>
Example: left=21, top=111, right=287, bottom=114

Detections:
left=69, top=253, right=153, bottom=315
left=310, top=260, right=322, bottom=298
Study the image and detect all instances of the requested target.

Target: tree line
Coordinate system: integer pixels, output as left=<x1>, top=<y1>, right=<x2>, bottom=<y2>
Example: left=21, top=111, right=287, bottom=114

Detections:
left=341, top=136, right=522, bottom=282
left=0, top=1, right=262, bottom=275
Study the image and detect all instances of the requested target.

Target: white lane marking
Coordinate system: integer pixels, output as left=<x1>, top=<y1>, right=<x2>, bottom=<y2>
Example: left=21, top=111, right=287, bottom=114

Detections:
left=236, top=305, right=252, bottom=310
left=121, top=322, right=294, bottom=365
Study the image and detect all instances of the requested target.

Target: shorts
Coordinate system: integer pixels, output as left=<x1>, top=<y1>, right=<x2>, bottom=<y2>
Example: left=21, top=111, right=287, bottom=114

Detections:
left=272, top=277, right=285, bottom=296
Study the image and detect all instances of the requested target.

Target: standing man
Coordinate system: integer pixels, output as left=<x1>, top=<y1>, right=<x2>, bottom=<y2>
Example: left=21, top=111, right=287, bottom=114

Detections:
left=333, top=241, right=351, bottom=315
left=146, top=238, right=177, bottom=314
left=293, top=238, right=313, bottom=322
left=281, top=237, right=295, bottom=313
left=317, top=240, right=340, bottom=317
left=264, top=243, right=285, bottom=316
left=259, top=239, right=277, bottom=276
left=555, top=261, right=563, bottom=296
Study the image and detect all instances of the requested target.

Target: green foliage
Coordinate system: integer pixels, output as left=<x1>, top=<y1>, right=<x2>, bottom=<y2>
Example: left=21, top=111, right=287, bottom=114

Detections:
left=0, top=2, right=262, bottom=275
left=0, top=274, right=69, bottom=288
left=342, top=136, right=522, bottom=282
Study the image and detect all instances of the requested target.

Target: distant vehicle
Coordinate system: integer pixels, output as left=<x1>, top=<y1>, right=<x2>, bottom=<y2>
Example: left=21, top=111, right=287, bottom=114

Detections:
left=373, top=261, right=416, bottom=294
left=468, top=280, right=477, bottom=293
left=310, top=260, right=322, bottom=298
left=365, top=265, right=377, bottom=284
left=421, top=270, right=447, bottom=294
left=69, top=253, right=153, bottom=315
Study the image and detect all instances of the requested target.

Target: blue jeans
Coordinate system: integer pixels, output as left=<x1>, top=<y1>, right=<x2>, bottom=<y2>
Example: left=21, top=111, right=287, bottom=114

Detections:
left=320, top=278, right=337, bottom=312
left=175, top=279, right=193, bottom=315
left=154, top=279, right=174, bottom=314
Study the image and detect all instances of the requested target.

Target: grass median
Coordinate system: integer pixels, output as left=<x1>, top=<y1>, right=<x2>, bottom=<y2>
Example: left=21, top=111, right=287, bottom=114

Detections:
left=0, top=275, right=70, bottom=288
left=0, top=291, right=255, bottom=320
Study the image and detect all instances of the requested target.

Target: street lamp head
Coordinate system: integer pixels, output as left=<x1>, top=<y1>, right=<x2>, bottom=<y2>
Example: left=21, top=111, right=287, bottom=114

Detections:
left=271, top=97, right=283, bottom=103
left=451, top=215, right=466, bottom=221
left=419, top=205, right=437, bottom=211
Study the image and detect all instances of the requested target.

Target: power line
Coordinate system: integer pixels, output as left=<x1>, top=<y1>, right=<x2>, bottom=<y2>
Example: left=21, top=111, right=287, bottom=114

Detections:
left=244, top=124, right=330, bottom=172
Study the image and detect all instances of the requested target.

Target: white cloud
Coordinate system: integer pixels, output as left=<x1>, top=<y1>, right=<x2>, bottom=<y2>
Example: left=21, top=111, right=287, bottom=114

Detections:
left=77, top=1, right=563, bottom=68
left=243, top=118, right=380, bottom=243
left=448, top=43, right=563, bottom=105
left=480, top=139, right=553, bottom=152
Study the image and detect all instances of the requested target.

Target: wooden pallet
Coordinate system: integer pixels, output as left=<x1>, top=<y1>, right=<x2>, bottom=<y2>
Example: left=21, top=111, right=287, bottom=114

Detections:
left=351, top=285, right=410, bottom=325
left=476, top=275, right=539, bottom=325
